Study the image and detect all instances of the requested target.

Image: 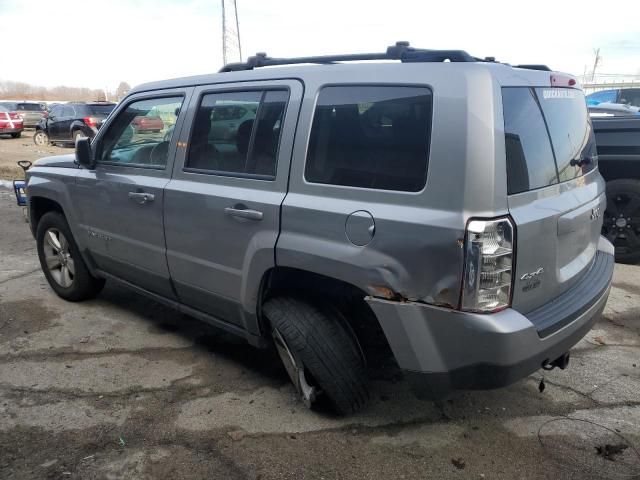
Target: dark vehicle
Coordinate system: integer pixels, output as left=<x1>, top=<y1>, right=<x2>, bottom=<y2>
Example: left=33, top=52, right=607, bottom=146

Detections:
left=594, top=116, right=640, bottom=263
left=586, top=88, right=640, bottom=108
left=0, top=101, right=47, bottom=128
left=0, top=105, right=24, bottom=138
left=34, top=102, right=116, bottom=146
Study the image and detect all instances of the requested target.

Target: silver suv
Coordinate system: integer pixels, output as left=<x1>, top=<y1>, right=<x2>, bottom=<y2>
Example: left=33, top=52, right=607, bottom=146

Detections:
left=25, top=43, right=615, bottom=414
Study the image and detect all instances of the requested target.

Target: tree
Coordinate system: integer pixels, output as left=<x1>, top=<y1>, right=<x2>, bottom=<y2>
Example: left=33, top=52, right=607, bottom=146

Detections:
left=116, top=81, right=131, bottom=101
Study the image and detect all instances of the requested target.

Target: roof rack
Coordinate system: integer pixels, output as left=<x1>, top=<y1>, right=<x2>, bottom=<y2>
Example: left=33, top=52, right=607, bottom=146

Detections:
left=219, top=41, right=481, bottom=73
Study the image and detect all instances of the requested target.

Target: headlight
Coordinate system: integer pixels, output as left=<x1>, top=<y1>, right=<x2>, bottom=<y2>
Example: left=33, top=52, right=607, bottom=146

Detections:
left=461, top=217, right=514, bottom=313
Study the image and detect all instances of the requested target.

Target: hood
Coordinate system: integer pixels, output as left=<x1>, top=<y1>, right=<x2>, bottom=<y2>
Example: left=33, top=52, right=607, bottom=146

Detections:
left=33, top=154, right=78, bottom=169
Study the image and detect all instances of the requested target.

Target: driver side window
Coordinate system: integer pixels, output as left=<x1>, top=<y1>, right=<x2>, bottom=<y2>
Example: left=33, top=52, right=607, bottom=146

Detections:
left=99, top=96, right=183, bottom=168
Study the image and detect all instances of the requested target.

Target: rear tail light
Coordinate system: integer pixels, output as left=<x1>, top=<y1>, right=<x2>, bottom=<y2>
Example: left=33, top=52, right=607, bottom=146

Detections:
left=9, top=111, right=20, bottom=120
left=461, top=217, right=514, bottom=313
left=84, top=116, right=98, bottom=128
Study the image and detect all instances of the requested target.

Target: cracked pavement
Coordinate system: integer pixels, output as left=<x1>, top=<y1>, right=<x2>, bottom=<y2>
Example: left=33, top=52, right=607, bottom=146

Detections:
left=1, top=186, right=639, bottom=479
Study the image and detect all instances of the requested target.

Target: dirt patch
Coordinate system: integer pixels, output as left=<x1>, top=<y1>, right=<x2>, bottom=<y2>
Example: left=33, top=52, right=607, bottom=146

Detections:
left=0, top=131, right=63, bottom=181
left=612, top=281, right=640, bottom=296
left=0, top=299, right=58, bottom=342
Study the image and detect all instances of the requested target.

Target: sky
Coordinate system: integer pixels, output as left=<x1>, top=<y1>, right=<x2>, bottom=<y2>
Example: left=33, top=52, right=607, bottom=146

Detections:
left=1, top=0, right=639, bottom=91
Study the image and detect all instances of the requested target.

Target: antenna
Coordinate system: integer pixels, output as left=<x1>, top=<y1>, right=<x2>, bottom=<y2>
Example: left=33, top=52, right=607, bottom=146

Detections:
left=222, top=0, right=242, bottom=65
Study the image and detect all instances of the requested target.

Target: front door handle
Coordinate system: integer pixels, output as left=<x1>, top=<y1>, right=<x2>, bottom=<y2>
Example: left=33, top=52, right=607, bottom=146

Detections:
left=224, top=206, right=263, bottom=221
left=128, top=191, right=155, bottom=204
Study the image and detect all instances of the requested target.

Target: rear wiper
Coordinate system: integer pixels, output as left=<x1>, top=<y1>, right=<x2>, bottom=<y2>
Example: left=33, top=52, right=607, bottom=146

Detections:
left=570, top=156, right=595, bottom=167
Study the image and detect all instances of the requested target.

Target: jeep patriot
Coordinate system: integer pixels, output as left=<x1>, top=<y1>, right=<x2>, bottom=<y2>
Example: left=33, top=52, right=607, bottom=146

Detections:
left=25, top=43, right=614, bottom=414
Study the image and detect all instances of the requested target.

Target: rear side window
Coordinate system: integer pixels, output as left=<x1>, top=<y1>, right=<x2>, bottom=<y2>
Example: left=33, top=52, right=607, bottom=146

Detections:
left=185, top=90, right=288, bottom=178
left=502, top=88, right=558, bottom=194
left=535, top=88, right=596, bottom=182
left=305, top=85, right=432, bottom=192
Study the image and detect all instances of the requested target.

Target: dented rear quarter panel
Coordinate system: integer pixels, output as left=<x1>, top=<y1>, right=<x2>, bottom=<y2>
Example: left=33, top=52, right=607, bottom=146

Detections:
left=277, top=64, right=510, bottom=306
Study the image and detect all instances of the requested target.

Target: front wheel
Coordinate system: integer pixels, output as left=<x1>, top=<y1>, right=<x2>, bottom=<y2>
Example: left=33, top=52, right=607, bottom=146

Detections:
left=263, top=297, right=370, bottom=415
left=36, top=212, right=105, bottom=301
left=602, top=179, right=640, bottom=264
left=33, top=130, right=49, bottom=146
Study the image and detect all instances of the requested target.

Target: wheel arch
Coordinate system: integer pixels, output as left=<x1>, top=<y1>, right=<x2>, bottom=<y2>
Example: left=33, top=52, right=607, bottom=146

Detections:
left=256, top=267, right=396, bottom=366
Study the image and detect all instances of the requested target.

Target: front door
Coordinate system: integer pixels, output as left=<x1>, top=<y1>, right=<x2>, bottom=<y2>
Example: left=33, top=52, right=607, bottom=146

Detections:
left=73, top=90, right=190, bottom=298
left=164, top=80, right=302, bottom=330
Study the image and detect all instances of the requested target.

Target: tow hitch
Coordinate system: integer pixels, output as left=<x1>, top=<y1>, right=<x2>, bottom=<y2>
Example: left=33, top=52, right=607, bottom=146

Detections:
left=542, top=352, right=570, bottom=371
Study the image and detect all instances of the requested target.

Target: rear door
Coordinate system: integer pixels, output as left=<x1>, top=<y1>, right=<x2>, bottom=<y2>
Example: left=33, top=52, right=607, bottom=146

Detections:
left=504, top=86, right=605, bottom=313
left=164, top=80, right=302, bottom=329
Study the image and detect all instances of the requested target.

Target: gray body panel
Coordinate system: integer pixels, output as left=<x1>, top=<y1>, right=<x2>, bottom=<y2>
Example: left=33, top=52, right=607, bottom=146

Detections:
left=25, top=60, right=614, bottom=396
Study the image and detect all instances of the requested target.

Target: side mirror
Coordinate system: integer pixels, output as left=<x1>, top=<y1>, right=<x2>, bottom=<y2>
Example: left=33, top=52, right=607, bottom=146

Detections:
left=75, top=137, right=95, bottom=169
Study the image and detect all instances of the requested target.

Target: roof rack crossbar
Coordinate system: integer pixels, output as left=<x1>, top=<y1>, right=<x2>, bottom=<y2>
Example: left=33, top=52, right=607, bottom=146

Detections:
left=219, top=41, right=478, bottom=72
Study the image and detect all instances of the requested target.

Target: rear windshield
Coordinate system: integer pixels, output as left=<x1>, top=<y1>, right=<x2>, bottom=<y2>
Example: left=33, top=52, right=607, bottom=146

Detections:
left=87, top=104, right=115, bottom=115
left=503, top=87, right=596, bottom=195
left=18, top=103, right=45, bottom=111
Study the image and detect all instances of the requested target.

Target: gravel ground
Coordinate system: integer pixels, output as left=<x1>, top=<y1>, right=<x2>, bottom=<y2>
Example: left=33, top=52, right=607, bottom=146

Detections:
left=0, top=158, right=639, bottom=478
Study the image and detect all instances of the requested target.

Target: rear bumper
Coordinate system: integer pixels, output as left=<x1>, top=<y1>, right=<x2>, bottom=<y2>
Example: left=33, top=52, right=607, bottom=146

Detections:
left=366, top=237, right=615, bottom=399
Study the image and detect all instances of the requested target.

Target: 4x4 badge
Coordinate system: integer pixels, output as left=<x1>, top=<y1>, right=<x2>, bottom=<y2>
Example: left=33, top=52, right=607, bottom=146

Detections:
left=591, top=207, right=601, bottom=221
left=520, top=267, right=544, bottom=281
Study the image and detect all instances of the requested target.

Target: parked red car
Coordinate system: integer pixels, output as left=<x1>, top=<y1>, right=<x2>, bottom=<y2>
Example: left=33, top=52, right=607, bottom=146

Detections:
left=132, top=115, right=164, bottom=133
left=0, top=105, right=24, bottom=138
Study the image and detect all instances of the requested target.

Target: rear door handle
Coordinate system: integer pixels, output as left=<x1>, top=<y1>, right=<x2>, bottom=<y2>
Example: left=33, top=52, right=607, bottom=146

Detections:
left=224, top=206, right=263, bottom=221
left=128, top=191, right=155, bottom=204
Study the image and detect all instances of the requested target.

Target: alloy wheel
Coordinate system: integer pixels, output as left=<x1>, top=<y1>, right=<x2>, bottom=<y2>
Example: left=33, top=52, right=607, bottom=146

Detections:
left=42, top=228, right=75, bottom=288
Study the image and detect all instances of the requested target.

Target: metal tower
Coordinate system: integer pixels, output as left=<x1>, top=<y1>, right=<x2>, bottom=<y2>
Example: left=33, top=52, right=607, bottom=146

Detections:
left=222, top=0, right=242, bottom=65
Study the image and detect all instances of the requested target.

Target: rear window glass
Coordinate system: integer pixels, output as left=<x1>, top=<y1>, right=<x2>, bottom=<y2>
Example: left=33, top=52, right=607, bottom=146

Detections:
left=502, top=88, right=558, bottom=194
left=305, top=85, right=432, bottom=192
left=88, top=104, right=116, bottom=115
left=18, top=103, right=45, bottom=111
left=535, top=88, right=596, bottom=182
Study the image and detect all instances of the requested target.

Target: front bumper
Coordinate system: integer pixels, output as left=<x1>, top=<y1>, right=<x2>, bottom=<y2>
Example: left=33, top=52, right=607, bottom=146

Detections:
left=366, top=237, right=615, bottom=399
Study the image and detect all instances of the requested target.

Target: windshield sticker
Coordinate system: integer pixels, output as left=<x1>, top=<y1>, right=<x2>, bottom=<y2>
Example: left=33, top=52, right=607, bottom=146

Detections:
left=542, top=89, right=576, bottom=100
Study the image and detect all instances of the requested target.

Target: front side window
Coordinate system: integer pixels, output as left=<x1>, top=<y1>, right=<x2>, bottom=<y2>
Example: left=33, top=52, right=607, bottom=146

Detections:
left=185, top=90, right=288, bottom=178
left=99, top=96, right=183, bottom=168
left=305, top=85, right=432, bottom=192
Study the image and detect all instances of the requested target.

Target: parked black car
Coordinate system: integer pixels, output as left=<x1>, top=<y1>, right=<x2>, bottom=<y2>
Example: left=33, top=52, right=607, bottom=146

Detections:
left=593, top=116, right=640, bottom=263
left=34, top=102, right=116, bottom=146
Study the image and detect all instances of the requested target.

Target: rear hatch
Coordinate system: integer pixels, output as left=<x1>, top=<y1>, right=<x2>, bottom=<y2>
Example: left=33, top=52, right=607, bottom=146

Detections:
left=86, top=103, right=116, bottom=127
left=17, top=103, right=46, bottom=125
left=504, top=83, right=605, bottom=314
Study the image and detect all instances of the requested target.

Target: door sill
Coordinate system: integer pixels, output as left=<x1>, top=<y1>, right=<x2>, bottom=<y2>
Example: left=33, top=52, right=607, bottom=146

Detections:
left=95, top=269, right=268, bottom=348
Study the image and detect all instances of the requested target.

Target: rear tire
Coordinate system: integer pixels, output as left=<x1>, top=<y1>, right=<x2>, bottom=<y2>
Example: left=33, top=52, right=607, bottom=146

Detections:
left=36, top=212, right=105, bottom=301
left=263, top=296, right=370, bottom=415
left=602, top=179, right=640, bottom=264
left=11, top=132, right=21, bottom=138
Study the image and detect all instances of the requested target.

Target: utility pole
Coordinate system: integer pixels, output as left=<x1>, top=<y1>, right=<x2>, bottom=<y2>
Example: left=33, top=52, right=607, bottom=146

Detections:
left=591, top=48, right=601, bottom=82
left=222, top=0, right=242, bottom=65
